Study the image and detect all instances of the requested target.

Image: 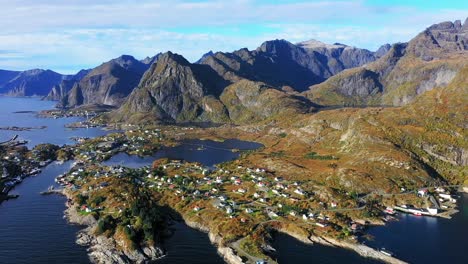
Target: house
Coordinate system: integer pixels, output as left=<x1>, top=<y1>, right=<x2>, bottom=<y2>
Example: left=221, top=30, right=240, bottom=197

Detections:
left=81, top=205, right=92, bottom=213
left=289, top=211, right=297, bottom=216
left=193, top=206, right=200, bottom=212
left=237, top=188, right=246, bottom=194
left=253, top=193, right=260, bottom=198
left=427, top=208, right=438, bottom=215
left=418, top=189, right=428, bottom=197
left=294, top=189, right=305, bottom=196
left=316, top=222, right=328, bottom=228
left=245, top=208, right=253, bottom=214
left=226, top=206, right=233, bottom=214
left=268, top=211, right=278, bottom=218
left=331, top=202, right=337, bottom=208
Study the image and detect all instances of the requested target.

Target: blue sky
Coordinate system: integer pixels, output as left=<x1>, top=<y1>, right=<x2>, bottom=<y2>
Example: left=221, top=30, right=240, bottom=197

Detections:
left=0, top=0, right=466, bottom=73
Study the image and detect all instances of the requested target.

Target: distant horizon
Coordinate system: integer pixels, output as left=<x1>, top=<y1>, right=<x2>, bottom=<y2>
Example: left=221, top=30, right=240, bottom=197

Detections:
left=0, top=0, right=466, bottom=74
left=0, top=37, right=395, bottom=75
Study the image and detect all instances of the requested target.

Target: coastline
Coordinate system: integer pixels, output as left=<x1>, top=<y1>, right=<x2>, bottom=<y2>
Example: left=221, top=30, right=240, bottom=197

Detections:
left=61, top=189, right=165, bottom=264
left=275, top=227, right=407, bottom=264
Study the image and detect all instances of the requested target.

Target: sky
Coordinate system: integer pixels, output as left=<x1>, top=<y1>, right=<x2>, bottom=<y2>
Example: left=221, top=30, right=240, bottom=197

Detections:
left=0, top=0, right=466, bottom=74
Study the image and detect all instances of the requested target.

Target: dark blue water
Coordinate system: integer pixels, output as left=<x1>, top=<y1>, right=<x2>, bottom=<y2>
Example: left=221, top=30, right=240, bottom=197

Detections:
left=0, top=97, right=237, bottom=264
left=104, top=139, right=263, bottom=168
left=0, top=96, right=112, bottom=148
left=2, top=97, right=468, bottom=264
left=272, top=233, right=381, bottom=264
left=0, top=161, right=91, bottom=264
left=156, top=222, right=224, bottom=264
left=366, top=193, right=468, bottom=264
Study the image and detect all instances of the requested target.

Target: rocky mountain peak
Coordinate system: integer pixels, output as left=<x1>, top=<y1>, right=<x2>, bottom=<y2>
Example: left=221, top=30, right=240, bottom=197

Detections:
left=408, top=18, right=468, bottom=60
left=375, top=44, right=392, bottom=58
left=141, top=53, right=162, bottom=65
left=109, top=55, right=147, bottom=73
left=297, top=39, right=347, bottom=50
left=257, top=39, right=296, bottom=54
left=157, top=51, right=190, bottom=66
left=195, top=51, right=214, bottom=64
left=463, top=17, right=468, bottom=30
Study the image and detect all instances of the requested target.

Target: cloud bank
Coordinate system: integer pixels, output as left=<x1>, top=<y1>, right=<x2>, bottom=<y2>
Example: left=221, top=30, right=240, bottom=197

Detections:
left=0, top=0, right=466, bottom=73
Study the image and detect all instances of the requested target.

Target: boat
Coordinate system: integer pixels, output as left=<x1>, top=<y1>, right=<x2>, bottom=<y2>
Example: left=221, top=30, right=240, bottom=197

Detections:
left=413, top=212, right=422, bottom=216
left=379, top=248, right=394, bottom=257
left=29, top=168, right=41, bottom=175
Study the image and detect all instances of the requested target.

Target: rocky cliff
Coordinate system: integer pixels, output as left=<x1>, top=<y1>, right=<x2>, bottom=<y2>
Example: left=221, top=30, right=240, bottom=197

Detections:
left=110, top=52, right=313, bottom=124
left=113, top=52, right=230, bottom=123
left=44, top=69, right=90, bottom=102
left=199, top=39, right=385, bottom=92
left=62, top=55, right=149, bottom=108
left=305, top=18, right=468, bottom=106
left=0, top=69, right=64, bottom=96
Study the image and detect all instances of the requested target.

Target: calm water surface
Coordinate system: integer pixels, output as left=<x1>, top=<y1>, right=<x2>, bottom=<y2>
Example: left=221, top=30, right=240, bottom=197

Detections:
left=366, top=193, right=468, bottom=264
left=104, top=139, right=263, bottom=168
left=0, top=96, right=111, bottom=148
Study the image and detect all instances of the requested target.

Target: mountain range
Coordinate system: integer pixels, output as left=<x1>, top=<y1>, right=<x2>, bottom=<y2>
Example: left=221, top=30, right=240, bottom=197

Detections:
left=0, top=18, right=466, bottom=127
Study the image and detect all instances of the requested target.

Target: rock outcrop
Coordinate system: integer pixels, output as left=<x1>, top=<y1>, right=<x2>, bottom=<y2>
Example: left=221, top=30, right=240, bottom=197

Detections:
left=64, top=190, right=164, bottom=264
left=0, top=69, right=64, bottom=96
left=113, top=52, right=230, bottom=123
left=305, top=18, right=468, bottom=106
left=44, top=69, right=90, bottom=101
left=62, top=55, right=150, bottom=108
left=220, top=79, right=312, bottom=123
left=110, top=53, right=313, bottom=124
left=199, top=39, right=383, bottom=92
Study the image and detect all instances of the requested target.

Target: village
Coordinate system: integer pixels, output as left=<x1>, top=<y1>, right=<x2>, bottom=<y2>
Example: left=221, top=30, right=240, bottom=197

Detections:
left=0, top=140, right=57, bottom=202
left=51, top=127, right=461, bottom=262
left=1, top=125, right=462, bottom=263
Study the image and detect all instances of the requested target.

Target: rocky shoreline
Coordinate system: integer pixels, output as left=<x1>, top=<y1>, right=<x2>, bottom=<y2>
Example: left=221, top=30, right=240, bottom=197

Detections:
left=183, top=219, right=244, bottom=264
left=61, top=185, right=409, bottom=264
left=62, top=189, right=165, bottom=264
left=178, top=215, right=408, bottom=264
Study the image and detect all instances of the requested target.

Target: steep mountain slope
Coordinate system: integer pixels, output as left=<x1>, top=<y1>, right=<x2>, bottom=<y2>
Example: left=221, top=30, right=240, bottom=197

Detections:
left=0, top=69, right=64, bottom=96
left=195, top=51, right=214, bottom=64
left=199, top=39, right=383, bottom=92
left=62, top=55, right=150, bottom=108
left=109, top=52, right=312, bottom=124
left=141, top=53, right=162, bottom=66
left=219, top=79, right=312, bottom=123
left=305, top=18, right=468, bottom=106
left=0, top=69, right=21, bottom=87
left=112, top=52, right=230, bottom=123
left=44, top=69, right=91, bottom=101
left=296, top=40, right=377, bottom=75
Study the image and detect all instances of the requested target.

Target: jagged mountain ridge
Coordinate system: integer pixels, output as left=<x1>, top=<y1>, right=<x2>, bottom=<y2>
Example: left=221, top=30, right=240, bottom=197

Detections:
left=44, top=69, right=91, bottom=101
left=61, top=55, right=154, bottom=108
left=109, top=51, right=312, bottom=124
left=0, top=69, right=64, bottom=96
left=198, top=39, right=385, bottom=92
left=305, top=18, right=468, bottom=106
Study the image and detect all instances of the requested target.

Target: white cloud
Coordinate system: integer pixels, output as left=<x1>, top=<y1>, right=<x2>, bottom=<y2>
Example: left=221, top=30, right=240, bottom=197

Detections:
left=0, top=0, right=465, bottom=72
